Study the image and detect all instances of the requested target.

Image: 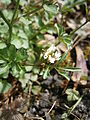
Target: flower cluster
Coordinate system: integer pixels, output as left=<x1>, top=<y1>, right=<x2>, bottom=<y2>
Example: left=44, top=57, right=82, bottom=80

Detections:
left=44, top=44, right=61, bottom=63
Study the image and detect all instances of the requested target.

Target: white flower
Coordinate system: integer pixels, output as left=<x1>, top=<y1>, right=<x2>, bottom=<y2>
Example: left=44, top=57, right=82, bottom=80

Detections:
left=47, top=44, right=56, bottom=53
left=43, top=44, right=61, bottom=63
left=55, top=51, right=61, bottom=60
left=48, top=55, right=55, bottom=63
left=44, top=44, right=56, bottom=60
left=44, top=52, right=48, bottom=59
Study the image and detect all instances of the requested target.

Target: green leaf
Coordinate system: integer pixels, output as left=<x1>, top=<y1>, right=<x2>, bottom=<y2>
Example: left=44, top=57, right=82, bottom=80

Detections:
left=56, top=51, right=68, bottom=66
left=0, top=48, right=8, bottom=62
left=16, top=48, right=27, bottom=62
left=19, top=73, right=30, bottom=88
left=25, top=66, right=33, bottom=72
left=8, top=45, right=16, bottom=61
left=19, top=0, right=27, bottom=7
left=11, top=37, right=29, bottom=49
left=66, top=89, right=80, bottom=101
left=43, top=4, right=58, bottom=14
left=30, top=73, right=38, bottom=81
left=61, top=113, right=68, bottom=119
left=32, top=67, right=40, bottom=74
left=12, top=63, right=25, bottom=78
left=18, top=29, right=28, bottom=39
left=0, top=0, right=11, bottom=6
left=0, top=64, right=10, bottom=78
left=55, top=23, right=64, bottom=36
left=40, top=67, right=50, bottom=79
left=0, top=60, right=5, bottom=64
left=32, top=85, right=41, bottom=95
left=19, top=17, right=31, bottom=25
left=0, top=18, right=8, bottom=33
left=56, top=69, right=70, bottom=81
left=58, top=67, right=81, bottom=72
left=41, top=25, right=56, bottom=34
left=0, top=42, right=7, bottom=49
left=33, top=15, right=44, bottom=28
left=19, top=68, right=25, bottom=78
left=12, top=65, right=20, bottom=78
left=27, top=52, right=36, bottom=64
left=0, top=79, right=11, bottom=93
left=3, top=10, right=13, bottom=20
left=63, top=34, right=73, bottom=49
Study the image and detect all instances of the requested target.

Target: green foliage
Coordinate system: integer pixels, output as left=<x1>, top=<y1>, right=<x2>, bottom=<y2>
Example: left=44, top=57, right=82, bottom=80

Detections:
left=0, top=0, right=87, bottom=93
left=0, top=79, right=11, bottom=93
left=43, top=4, right=58, bottom=14
left=61, top=113, right=69, bottom=120
left=32, top=85, right=41, bottom=95
left=60, top=0, right=86, bottom=13
left=40, top=67, right=50, bottom=79
left=0, top=18, right=8, bottom=33
left=0, top=1, right=88, bottom=119
left=0, top=0, right=11, bottom=5
left=66, top=88, right=80, bottom=101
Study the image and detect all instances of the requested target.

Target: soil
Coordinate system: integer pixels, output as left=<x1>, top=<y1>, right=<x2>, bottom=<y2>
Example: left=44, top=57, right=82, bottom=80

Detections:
left=27, top=72, right=90, bottom=120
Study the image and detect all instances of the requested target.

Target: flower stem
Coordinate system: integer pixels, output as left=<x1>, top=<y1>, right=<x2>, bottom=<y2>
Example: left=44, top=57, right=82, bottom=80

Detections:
left=0, top=10, right=12, bottom=44
left=0, top=0, right=20, bottom=45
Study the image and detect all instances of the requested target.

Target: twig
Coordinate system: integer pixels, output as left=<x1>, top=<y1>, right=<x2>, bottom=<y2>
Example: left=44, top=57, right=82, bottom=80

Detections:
left=70, top=21, right=88, bottom=36
left=40, top=100, right=56, bottom=118
left=71, top=20, right=89, bottom=49
left=71, top=112, right=80, bottom=120
left=59, top=105, right=80, bottom=120
left=45, top=101, right=56, bottom=117
left=68, top=95, right=83, bottom=116
left=26, top=116, right=44, bottom=120
left=72, top=37, right=83, bottom=50
left=62, top=81, right=69, bottom=95
left=26, top=101, right=56, bottom=120
left=73, top=35, right=80, bottom=43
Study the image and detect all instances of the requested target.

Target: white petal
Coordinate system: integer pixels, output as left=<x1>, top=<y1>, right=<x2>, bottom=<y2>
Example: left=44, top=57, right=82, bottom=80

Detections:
left=49, top=55, right=55, bottom=63
left=55, top=51, right=61, bottom=60
left=44, top=52, right=48, bottom=59
left=47, top=44, right=56, bottom=53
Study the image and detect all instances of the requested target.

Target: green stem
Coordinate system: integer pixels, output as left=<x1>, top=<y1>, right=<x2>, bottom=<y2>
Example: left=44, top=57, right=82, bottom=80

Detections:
left=9, top=0, right=20, bottom=43
left=20, top=0, right=52, bottom=18
left=0, top=10, right=12, bottom=44
left=0, top=54, right=8, bottom=62
left=60, top=0, right=86, bottom=13
left=22, top=6, right=43, bottom=17
left=0, top=11, right=11, bottom=28
left=0, top=0, right=20, bottom=44
left=11, top=0, right=20, bottom=24
left=84, top=1, right=89, bottom=21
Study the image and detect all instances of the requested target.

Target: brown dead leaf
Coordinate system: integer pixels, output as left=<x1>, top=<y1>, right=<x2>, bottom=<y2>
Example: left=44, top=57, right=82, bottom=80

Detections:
left=0, top=3, right=5, bottom=9
left=71, top=46, right=88, bottom=85
left=57, top=43, right=68, bottom=52
left=76, top=22, right=90, bottom=39
left=66, top=19, right=77, bottom=30
left=37, top=34, right=58, bottom=47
